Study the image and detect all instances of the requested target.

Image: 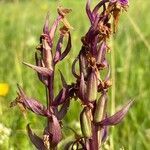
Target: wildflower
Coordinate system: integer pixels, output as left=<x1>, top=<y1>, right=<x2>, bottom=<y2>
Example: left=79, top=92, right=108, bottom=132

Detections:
left=0, top=83, right=9, bottom=96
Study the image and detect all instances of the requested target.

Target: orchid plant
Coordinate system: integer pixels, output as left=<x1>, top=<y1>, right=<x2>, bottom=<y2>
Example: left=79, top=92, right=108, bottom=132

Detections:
left=11, top=0, right=133, bottom=149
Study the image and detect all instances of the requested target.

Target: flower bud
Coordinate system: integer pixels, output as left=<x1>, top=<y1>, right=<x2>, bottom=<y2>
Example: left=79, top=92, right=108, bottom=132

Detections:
left=94, top=93, right=107, bottom=123
left=86, top=70, right=98, bottom=101
left=80, top=107, right=92, bottom=138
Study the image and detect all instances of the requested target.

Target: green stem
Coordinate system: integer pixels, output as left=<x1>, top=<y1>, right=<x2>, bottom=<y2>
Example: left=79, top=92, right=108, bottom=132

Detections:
left=110, top=38, right=115, bottom=150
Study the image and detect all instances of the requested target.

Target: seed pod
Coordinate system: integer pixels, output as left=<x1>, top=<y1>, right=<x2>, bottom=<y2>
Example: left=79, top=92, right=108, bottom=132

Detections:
left=79, top=50, right=89, bottom=78
left=86, top=70, right=98, bottom=102
left=80, top=107, right=92, bottom=138
left=97, top=41, right=107, bottom=65
left=79, top=73, right=87, bottom=101
left=94, top=93, right=107, bottom=123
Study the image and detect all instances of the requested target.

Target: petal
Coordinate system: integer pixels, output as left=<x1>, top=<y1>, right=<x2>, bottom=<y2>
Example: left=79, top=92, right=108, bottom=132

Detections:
left=60, top=32, right=71, bottom=60
left=86, top=0, right=94, bottom=24
left=92, top=0, right=109, bottom=18
left=27, top=124, right=46, bottom=150
left=52, top=87, right=69, bottom=106
left=49, top=16, right=62, bottom=42
left=54, top=35, right=64, bottom=63
left=72, top=56, right=80, bottom=79
left=57, top=99, right=70, bottom=120
left=98, top=100, right=134, bottom=126
left=23, top=62, right=52, bottom=77
left=48, top=115, right=62, bottom=146
left=35, top=52, right=48, bottom=86
left=15, top=85, right=48, bottom=117
left=43, top=12, right=50, bottom=35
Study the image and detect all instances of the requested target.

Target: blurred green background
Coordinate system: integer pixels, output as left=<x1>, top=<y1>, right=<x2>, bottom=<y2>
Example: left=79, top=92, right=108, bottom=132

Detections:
left=0, top=0, right=150, bottom=149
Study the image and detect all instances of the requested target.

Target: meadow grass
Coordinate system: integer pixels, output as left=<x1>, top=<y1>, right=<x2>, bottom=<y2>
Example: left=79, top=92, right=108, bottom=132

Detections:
left=0, top=0, right=150, bottom=149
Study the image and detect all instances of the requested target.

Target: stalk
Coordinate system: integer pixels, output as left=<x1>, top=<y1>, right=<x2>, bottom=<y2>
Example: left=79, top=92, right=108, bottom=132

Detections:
left=110, top=37, right=115, bottom=150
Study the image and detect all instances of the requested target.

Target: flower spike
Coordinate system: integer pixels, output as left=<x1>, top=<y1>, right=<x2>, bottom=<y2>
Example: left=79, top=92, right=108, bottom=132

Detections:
left=11, top=1, right=133, bottom=149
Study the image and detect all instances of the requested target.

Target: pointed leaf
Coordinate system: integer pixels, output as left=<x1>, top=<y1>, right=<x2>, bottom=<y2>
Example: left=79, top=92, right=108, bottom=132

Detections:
left=23, top=62, right=52, bottom=77
left=27, top=124, right=46, bottom=150
left=97, top=41, right=107, bottom=64
left=98, top=100, right=134, bottom=126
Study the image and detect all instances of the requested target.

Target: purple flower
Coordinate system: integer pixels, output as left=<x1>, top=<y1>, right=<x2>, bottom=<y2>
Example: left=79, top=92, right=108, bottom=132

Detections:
left=110, top=0, right=129, bottom=6
left=119, top=0, right=128, bottom=6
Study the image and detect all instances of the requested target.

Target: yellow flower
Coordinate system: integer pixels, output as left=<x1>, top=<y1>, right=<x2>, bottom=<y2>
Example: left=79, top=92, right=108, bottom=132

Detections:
left=0, top=83, right=9, bottom=96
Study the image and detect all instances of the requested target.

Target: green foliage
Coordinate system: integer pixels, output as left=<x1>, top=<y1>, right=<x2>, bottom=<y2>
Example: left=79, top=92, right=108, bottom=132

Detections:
left=0, top=0, right=150, bottom=149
